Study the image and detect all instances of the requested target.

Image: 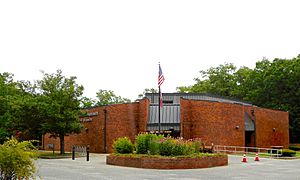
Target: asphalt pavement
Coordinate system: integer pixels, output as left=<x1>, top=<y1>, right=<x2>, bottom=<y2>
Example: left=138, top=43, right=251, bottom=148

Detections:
left=36, top=154, right=300, bottom=180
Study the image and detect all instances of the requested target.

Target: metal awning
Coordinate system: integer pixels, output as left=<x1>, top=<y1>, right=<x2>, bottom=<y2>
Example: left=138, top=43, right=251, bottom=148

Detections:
left=244, top=112, right=255, bottom=131
left=147, top=104, right=180, bottom=131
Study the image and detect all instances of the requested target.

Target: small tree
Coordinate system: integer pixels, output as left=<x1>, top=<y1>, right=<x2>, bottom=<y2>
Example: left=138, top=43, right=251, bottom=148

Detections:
left=38, top=70, right=83, bottom=154
left=0, top=138, right=37, bottom=179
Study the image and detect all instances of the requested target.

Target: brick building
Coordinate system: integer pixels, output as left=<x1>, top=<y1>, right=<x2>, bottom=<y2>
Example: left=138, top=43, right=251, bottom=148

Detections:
left=43, top=93, right=289, bottom=153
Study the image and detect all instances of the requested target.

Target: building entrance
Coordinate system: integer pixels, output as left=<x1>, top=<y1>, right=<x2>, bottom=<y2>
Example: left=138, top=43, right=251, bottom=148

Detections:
left=245, top=131, right=255, bottom=147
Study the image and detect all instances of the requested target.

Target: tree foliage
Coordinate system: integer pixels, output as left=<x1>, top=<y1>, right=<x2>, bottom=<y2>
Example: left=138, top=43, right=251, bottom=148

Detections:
left=95, top=89, right=131, bottom=106
left=0, top=138, right=37, bottom=180
left=0, top=73, right=22, bottom=143
left=177, top=56, right=300, bottom=142
left=138, top=88, right=158, bottom=99
left=80, top=97, right=97, bottom=108
left=0, top=69, right=133, bottom=153
left=37, top=70, right=83, bottom=154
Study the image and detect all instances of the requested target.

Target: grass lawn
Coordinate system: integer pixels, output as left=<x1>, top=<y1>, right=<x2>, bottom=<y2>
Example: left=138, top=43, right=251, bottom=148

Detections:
left=296, top=151, right=300, bottom=157
left=37, top=150, right=84, bottom=159
left=229, top=150, right=300, bottom=159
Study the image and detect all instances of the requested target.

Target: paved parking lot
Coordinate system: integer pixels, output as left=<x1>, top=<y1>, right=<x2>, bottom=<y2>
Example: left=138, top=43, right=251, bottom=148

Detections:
left=36, top=154, right=300, bottom=180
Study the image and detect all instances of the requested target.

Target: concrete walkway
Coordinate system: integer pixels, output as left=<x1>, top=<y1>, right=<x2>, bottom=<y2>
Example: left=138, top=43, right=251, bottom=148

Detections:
left=36, top=154, right=300, bottom=180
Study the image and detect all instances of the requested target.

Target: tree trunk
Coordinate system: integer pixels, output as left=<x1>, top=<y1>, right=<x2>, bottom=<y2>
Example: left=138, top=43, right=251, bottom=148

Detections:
left=59, top=134, right=65, bottom=154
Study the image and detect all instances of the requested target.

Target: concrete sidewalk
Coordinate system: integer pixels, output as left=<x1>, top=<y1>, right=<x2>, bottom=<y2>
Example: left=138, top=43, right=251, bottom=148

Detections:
left=36, top=154, right=300, bottom=180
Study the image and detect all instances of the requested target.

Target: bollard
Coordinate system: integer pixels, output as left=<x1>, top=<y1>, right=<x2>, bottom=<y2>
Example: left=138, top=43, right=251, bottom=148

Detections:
left=52, top=144, right=55, bottom=155
left=86, top=145, right=90, bottom=161
left=72, top=145, right=75, bottom=160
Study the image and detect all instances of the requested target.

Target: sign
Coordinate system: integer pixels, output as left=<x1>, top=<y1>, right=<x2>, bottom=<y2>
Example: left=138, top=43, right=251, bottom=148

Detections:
left=87, top=112, right=98, bottom=116
left=80, top=111, right=99, bottom=118
left=80, top=118, right=92, bottom=122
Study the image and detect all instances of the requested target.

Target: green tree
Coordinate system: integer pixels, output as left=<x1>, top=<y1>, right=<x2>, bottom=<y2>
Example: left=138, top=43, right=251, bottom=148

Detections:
left=138, top=88, right=158, bottom=99
left=37, top=70, right=83, bottom=154
left=246, top=57, right=300, bottom=142
left=177, top=55, right=300, bottom=142
left=95, top=89, right=131, bottom=106
left=177, top=63, right=238, bottom=97
left=80, top=97, right=96, bottom=108
left=0, top=73, right=20, bottom=143
left=12, top=81, right=44, bottom=142
left=0, top=138, right=37, bottom=179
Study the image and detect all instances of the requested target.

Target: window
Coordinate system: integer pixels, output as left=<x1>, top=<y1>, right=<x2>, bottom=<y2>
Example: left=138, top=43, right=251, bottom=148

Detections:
left=163, top=100, right=173, bottom=104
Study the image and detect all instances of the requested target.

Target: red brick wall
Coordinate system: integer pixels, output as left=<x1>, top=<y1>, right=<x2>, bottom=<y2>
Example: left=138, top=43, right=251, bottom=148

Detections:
left=43, top=97, right=289, bottom=152
left=253, top=107, right=289, bottom=148
left=43, top=98, right=149, bottom=153
left=181, top=98, right=289, bottom=148
left=107, top=155, right=228, bottom=169
left=180, top=99, right=245, bottom=147
left=138, top=98, right=149, bottom=132
left=43, top=107, right=103, bottom=153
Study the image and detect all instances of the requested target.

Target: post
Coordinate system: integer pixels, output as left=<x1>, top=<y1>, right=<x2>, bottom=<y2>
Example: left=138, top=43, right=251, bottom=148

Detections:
left=53, top=144, right=55, bottom=155
left=86, top=145, right=90, bottom=161
left=158, top=87, right=161, bottom=135
left=251, top=106, right=257, bottom=148
left=103, top=109, right=107, bottom=153
left=72, top=145, right=75, bottom=160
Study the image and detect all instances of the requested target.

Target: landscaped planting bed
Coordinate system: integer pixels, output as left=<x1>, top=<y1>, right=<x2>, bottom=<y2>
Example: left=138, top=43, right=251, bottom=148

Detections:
left=107, top=154, right=228, bottom=169
left=106, top=134, right=228, bottom=169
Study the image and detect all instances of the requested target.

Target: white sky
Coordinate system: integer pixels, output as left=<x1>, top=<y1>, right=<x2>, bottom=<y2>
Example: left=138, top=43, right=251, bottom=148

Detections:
left=1, top=0, right=300, bottom=101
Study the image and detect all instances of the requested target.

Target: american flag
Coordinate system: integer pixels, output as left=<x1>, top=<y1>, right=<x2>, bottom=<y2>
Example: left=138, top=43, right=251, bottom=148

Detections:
left=158, top=64, right=165, bottom=86
left=158, top=64, right=165, bottom=108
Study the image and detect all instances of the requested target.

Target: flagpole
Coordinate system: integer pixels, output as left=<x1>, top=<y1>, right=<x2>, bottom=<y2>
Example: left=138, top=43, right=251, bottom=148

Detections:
left=158, top=62, right=164, bottom=135
left=158, top=86, right=161, bottom=135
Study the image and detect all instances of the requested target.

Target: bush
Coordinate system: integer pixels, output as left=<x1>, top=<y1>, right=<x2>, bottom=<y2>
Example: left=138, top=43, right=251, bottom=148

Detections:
left=116, top=134, right=208, bottom=157
left=135, top=133, right=163, bottom=154
left=0, top=138, right=37, bottom=179
left=281, top=149, right=296, bottom=157
left=171, top=140, right=190, bottom=156
left=148, top=140, right=160, bottom=155
left=113, top=137, right=134, bottom=154
left=190, top=138, right=205, bottom=153
left=159, top=138, right=174, bottom=156
left=289, top=145, right=300, bottom=151
left=158, top=137, right=196, bottom=156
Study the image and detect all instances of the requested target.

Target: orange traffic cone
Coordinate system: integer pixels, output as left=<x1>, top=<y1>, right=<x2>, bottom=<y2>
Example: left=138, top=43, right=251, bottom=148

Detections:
left=254, top=153, right=260, bottom=161
left=242, top=153, right=247, bottom=163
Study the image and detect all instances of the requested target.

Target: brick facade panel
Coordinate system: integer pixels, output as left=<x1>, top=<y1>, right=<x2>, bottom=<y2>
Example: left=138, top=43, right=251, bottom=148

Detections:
left=254, top=107, right=289, bottom=148
left=181, top=98, right=289, bottom=148
left=181, top=99, right=245, bottom=147
left=43, top=98, right=149, bottom=153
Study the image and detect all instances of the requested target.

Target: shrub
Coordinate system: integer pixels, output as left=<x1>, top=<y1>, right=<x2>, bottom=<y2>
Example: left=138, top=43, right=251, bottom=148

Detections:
left=116, top=134, right=208, bottom=157
left=190, top=138, right=204, bottom=153
left=289, top=145, right=300, bottom=151
left=172, top=140, right=188, bottom=155
left=281, top=149, right=296, bottom=157
left=135, top=133, right=150, bottom=154
left=113, top=137, right=134, bottom=154
left=135, top=133, right=163, bottom=154
left=158, top=137, right=196, bottom=156
left=148, top=139, right=160, bottom=155
left=171, top=139, right=196, bottom=156
left=159, top=138, right=174, bottom=156
left=0, top=138, right=37, bottom=180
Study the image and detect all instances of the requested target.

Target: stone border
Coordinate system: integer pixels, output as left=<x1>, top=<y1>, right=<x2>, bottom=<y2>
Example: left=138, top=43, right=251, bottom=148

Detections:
left=106, top=154, right=228, bottom=169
